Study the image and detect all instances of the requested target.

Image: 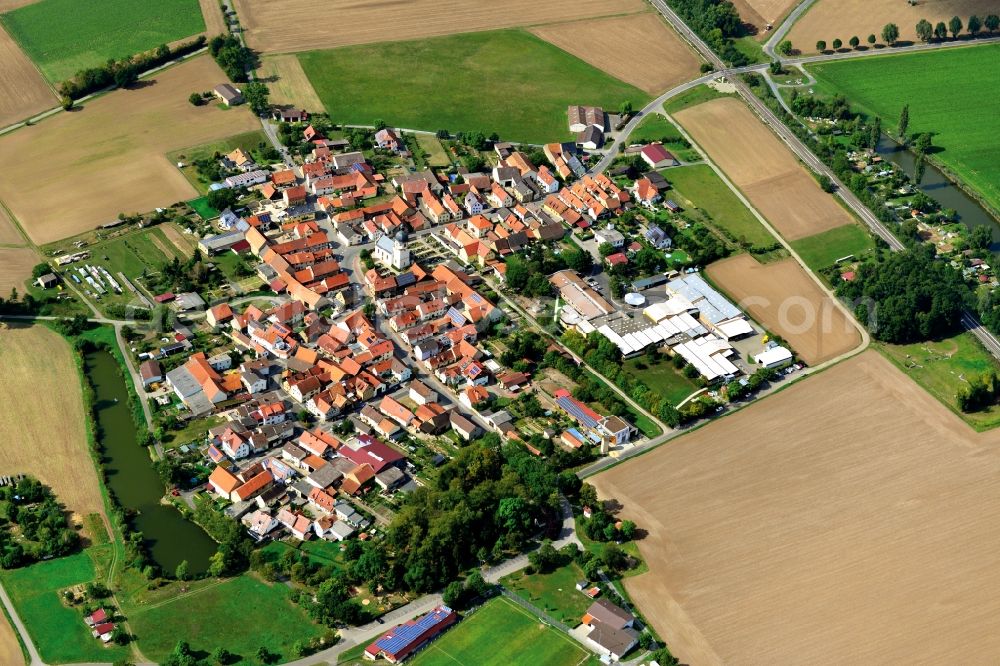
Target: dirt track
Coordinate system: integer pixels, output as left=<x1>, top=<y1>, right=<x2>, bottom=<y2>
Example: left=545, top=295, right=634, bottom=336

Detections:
left=530, top=13, right=701, bottom=94
left=234, top=0, right=647, bottom=54
left=675, top=97, right=853, bottom=241
left=593, top=350, right=1000, bottom=665
left=787, top=0, right=998, bottom=53
left=706, top=254, right=860, bottom=365
left=0, top=24, right=57, bottom=128
left=0, top=55, right=259, bottom=244
left=0, top=326, right=105, bottom=527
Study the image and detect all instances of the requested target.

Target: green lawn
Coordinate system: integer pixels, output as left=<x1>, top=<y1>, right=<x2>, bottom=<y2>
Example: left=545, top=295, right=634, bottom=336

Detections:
left=791, top=224, right=875, bottom=271
left=623, top=356, right=702, bottom=405
left=168, top=130, right=271, bottom=193
left=410, top=597, right=593, bottom=666
left=128, top=574, right=324, bottom=664
left=298, top=29, right=649, bottom=144
left=627, top=114, right=699, bottom=162
left=0, top=550, right=130, bottom=663
left=878, top=332, right=1000, bottom=432
left=0, top=0, right=205, bottom=83
left=662, top=84, right=728, bottom=115
left=501, top=561, right=592, bottom=626
left=809, top=44, right=1000, bottom=217
left=188, top=195, right=221, bottom=220
left=665, top=164, right=775, bottom=248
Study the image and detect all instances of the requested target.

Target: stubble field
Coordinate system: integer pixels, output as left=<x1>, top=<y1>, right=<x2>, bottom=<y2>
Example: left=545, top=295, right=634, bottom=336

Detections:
left=787, top=0, right=998, bottom=53
left=530, top=12, right=701, bottom=94
left=675, top=97, right=854, bottom=241
left=0, top=23, right=55, bottom=127
left=592, top=350, right=1000, bottom=665
left=0, top=55, right=259, bottom=245
left=730, top=0, right=799, bottom=35
left=706, top=254, right=861, bottom=365
left=0, top=247, right=38, bottom=296
left=234, top=0, right=646, bottom=54
left=0, top=326, right=105, bottom=525
left=258, top=54, right=323, bottom=112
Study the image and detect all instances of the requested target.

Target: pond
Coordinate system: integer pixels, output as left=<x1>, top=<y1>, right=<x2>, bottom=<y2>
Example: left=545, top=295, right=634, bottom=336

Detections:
left=876, top=134, right=999, bottom=245
left=84, top=348, right=216, bottom=574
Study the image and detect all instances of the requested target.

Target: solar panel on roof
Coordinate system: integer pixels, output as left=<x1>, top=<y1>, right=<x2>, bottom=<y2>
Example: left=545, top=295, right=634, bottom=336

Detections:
left=375, top=607, right=453, bottom=653
left=557, top=396, right=599, bottom=429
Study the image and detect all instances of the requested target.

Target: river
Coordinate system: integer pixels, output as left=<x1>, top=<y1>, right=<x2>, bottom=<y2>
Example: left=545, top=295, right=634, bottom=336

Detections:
left=876, top=134, right=999, bottom=244
left=84, top=348, right=216, bottom=574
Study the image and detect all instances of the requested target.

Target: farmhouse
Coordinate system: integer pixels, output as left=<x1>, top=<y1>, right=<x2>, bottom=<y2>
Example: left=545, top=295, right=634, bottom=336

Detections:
left=577, top=125, right=604, bottom=150
left=568, top=105, right=606, bottom=132
left=213, top=83, right=244, bottom=106
left=582, top=599, right=639, bottom=661
left=640, top=143, right=678, bottom=168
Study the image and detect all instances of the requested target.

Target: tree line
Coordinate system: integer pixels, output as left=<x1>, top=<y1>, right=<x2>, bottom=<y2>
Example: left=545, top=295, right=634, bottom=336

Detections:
left=664, top=0, right=753, bottom=65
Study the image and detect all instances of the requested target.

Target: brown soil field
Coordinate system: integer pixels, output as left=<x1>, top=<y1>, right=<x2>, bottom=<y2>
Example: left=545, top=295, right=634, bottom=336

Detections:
left=0, top=205, right=26, bottom=245
left=530, top=13, right=701, bottom=95
left=258, top=55, right=323, bottom=111
left=0, top=247, right=39, bottom=295
left=675, top=97, right=854, bottom=241
left=730, top=0, right=799, bottom=35
left=161, top=223, right=196, bottom=257
left=0, top=326, right=105, bottom=527
left=234, top=0, right=647, bottom=54
left=706, top=254, right=860, bottom=365
left=0, top=55, right=259, bottom=245
left=0, top=614, right=22, bottom=666
left=0, top=0, right=38, bottom=10
left=197, top=0, right=227, bottom=38
left=0, top=25, right=57, bottom=128
left=788, top=0, right=998, bottom=53
left=593, top=350, right=1000, bottom=665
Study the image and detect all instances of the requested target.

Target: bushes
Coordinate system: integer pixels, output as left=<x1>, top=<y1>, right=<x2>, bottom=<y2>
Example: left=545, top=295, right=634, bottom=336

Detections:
left=58, top=36, right=206, bottom=100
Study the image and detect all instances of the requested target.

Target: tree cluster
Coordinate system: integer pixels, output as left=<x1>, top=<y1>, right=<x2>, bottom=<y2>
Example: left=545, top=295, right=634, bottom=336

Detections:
left=665, top=0, right=750, bottom=65
left=208, top=35, right=254, bottom=83
left=0, top=478, right=80, bottom=568
left=836, top=246, right=968, bottom=343
left=58, top=36, right=206, bottom=99
left=957, top=372, right=999, bottom=413
left=504, top=245, right=570, bottom=297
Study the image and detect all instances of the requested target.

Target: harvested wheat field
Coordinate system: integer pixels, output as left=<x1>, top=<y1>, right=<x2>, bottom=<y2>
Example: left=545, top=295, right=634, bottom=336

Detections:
left=530, top=13, right=701, bottom=94
left=0, top=326, right=105, bottom=526
left=161, top=222, right=196, bottom=257
left=0, top=205, right=26, bottom=245
left=259, top=54, right=323, bottom=111
left=197, top=0, right=226, bottom=38
left=0, top=55, right=259, bottom=245
left=593, top=350, right=1000, bottom=665
left=707, top=254, right=860, bottom=365
left=675, top=97, right=853, bottom=240
left=0, top=247, right=39, bottom=295
left=234, top=0, right=647, bottom=54
left=0, top=24, right=56, bottom=128
left=0, top=614, right=22, bottom=666
left=730, top=0, right=798, bottom=35
left=788, top=0, right=997, bottom=53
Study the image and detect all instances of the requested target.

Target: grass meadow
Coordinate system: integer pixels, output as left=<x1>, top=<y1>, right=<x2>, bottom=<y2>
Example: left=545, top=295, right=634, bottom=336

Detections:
left=501, top=561, right=593, bottom=626
left=809, top=44, right=1000, bottom=216
left=878, top=332, right=1000, bottom=432
left=410, top=597, right=593, bottom=666
left=0, top=0, right=204, bottom=82
left=127, top=574, right=324, bottom=664
left=623, top=355, right=702, bottom=406
left=666, top=164, right=776, bottom=248
left=0, top=550, right=130, bottom=663
left=298, top=29, right=649, bottom=144
left=791, top=224, right=875, bottom=271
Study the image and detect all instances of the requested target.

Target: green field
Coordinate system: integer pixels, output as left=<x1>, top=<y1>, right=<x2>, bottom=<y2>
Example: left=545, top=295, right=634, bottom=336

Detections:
left=188, top=196, right=221, bottom=220
left=627, top=114, right=699, bottom=162
left=0, top=549, right=130, bottom=663
left=662, top=84, right=728, bottom=115
left=410, top=597, right=593, bottom=666
left=878, top=332, right=1000, bottom=432
left=791, top=224, right=874, bottom=271
left=298, top=30, right=649, bottom=144
left=623, top=356, right=702, bottom=405
left=128, top=574, right=324, bottom=664
left=809, top=44, right=1000, bottom=217
left=168, top=130, right=271, bottom=193
left=666, top=164, right=775, bottom=248
left=0, top=0, right=205, bottom=83
left=501, top=561, right=593, bottom=626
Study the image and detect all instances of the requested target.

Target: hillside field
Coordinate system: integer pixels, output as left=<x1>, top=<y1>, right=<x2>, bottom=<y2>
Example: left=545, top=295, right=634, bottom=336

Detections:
left=809, top=44, right=1000, bottom=217
left=0, top=0, right=205, bottom=82
left=593, top=351, right=1000, bottom=665
left=298, top=30, right=649, bottom=144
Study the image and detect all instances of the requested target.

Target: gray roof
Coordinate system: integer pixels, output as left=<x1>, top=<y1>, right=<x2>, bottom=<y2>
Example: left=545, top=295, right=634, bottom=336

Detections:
left=166, top=366, right=214, bottom=415
left=666, top=273, right=741, bottom=325
left=330, top=520, right=354, bottom=539
left=308, top=463, right=343, bottom=489
left=587, top=624, right=639, bottom=657
left=174, top=292, right=206, bottom=310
